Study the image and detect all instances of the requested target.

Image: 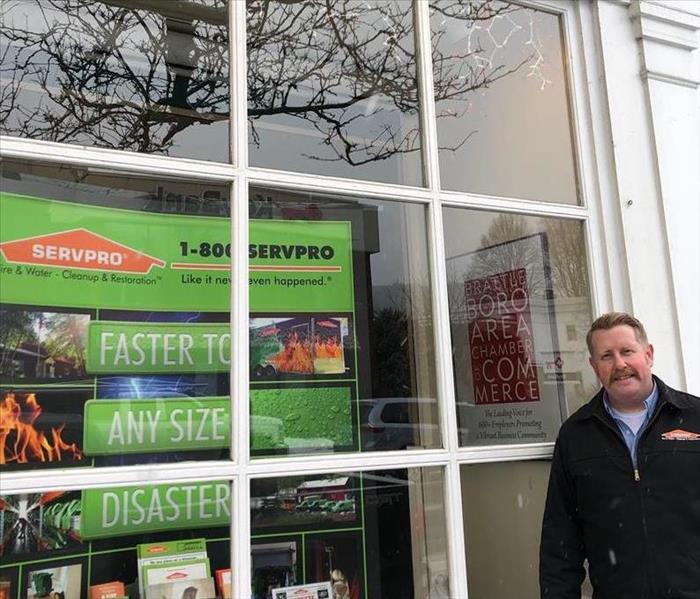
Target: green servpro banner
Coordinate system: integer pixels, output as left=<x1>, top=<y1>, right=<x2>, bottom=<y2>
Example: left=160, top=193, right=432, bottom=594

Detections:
left=86, top=322, right=230, bottom=373
left=81, top=481, right=231, bottom=539
left=0, top=193, right=353, bottom=312
left=83, top=397, right=230, bottom=455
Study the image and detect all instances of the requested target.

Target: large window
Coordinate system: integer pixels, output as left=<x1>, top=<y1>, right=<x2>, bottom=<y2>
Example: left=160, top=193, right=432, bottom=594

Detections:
left=1, top=1, right=598, bottom=598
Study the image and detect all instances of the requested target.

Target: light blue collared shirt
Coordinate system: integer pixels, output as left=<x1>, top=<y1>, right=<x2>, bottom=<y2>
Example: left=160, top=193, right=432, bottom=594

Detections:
left=603, top=383, right=658, bottom=468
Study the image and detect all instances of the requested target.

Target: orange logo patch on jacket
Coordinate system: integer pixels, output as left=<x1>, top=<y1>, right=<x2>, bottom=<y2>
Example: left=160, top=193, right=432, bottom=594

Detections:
left=661, top=429, right=700, bottom=441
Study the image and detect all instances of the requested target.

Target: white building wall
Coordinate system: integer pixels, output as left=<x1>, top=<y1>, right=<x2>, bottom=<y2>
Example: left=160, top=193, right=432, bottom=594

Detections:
left=594, top=0, right=699, bottom=394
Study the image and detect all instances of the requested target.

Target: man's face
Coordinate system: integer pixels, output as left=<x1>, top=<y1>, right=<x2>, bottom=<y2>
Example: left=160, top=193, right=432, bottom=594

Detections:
left=589, top=325, right=654, bottom=411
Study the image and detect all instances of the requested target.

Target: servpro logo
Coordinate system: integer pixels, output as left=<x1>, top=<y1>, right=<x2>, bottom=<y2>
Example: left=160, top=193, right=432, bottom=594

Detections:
left=0, top=229, right=165, bottom=274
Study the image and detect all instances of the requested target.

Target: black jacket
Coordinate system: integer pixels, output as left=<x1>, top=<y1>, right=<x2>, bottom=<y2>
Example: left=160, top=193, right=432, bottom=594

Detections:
left=540, top=376, right=700, bottom=598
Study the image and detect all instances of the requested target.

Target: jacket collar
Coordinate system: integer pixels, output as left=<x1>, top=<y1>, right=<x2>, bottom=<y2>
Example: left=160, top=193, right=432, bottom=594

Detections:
left=576, top=375, right=689, bottom=422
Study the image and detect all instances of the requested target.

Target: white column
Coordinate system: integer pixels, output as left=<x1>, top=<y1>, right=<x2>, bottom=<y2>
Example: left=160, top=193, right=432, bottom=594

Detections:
left=594, top=0, right=699, bottom=392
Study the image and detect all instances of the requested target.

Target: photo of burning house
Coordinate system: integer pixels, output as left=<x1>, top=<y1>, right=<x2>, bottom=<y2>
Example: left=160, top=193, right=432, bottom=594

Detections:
left=0, top=307, right=92, bottom=382
left=0, top=389, right=87, bottom=470
left=0, top=492, right=83, bottom=559
left=250, top=316, right=351, bottom=379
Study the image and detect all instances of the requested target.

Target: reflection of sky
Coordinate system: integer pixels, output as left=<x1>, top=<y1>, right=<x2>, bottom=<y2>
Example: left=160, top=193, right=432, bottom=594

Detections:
left=431, top=4, right=577, bottom=204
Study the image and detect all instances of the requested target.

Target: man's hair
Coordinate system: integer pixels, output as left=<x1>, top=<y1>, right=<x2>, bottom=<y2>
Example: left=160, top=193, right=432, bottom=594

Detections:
left=586, top=312, right=649, bottom=355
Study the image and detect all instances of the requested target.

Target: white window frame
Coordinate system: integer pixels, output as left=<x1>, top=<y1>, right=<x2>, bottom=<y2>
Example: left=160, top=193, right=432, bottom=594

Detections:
left=0, top=1, right=616, bottom=597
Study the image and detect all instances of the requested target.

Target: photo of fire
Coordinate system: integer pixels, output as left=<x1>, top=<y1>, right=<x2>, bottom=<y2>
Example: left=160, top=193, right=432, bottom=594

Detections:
left=250, top=316, right=351, bottom=379
left=1, top=491, right=83, bottom=558
left=0, top=307, right=92, bottom=382
left=0, top=389, right=87, bottom=470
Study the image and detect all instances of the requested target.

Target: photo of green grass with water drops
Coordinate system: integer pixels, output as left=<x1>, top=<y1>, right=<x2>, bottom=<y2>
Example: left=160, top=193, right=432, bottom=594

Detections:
left=251, top=386, right=354, bottom=453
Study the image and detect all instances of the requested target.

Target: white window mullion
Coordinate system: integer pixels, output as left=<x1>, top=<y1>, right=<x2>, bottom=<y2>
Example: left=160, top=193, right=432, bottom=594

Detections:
left=0, top=461, right=236, bottom=494
left=230, top=0, right=252, bottom=596
left=0, top=136, right=238, bottom=181
left=232, top=475, right=251, bottom=599
left=415, top=1, right=470, bottom=598
left=247, top=167, right=433, bottom=204
left=231, top=0, right=249, bottom=170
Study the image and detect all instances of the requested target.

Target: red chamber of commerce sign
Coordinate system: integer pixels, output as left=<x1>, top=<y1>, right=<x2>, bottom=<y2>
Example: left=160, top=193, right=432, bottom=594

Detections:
left=465, top=268, right=540, bottom=404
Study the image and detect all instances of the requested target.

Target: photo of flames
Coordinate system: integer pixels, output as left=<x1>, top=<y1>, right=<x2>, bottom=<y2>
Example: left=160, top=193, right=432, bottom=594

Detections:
left=250, top=316, right=351, bottom=379
left=269, top=329, right=314, bottom=374
left=0, top=390, right=86, bottom=469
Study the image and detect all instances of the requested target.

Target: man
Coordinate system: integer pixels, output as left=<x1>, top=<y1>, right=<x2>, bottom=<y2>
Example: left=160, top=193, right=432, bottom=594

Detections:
left=540, top=312, right=700, bottom=598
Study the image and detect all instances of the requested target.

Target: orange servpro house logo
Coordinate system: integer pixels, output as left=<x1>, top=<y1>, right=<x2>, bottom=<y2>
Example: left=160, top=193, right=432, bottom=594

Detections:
left=661, top=429, right=700, bottom=441
left=0, top=229, right=165, bottom=274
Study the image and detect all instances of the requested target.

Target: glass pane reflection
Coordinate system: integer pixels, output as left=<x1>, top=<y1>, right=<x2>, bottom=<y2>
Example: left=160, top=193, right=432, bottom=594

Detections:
left=0, top=482, right=232, bottom=599
left=0, top=0, right=229, bottom=161
left=430, top=1, right=579, bottom=204
left=0, top=160, right=231, bottom=470
left=251, top=467, right=449, bottom=599
left=247, top=0, right=423, bottom=186
left=443, top=208, right=594, bottom=446
left=249, top=188, right=440, bottom=457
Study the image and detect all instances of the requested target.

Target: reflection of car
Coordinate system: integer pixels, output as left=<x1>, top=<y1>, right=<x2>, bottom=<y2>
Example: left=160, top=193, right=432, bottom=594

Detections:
left=330, top=499, right=354, bottom=513
left=359, top=398, right=440, bottom=450
left=296, top=496, right=324, bottom=511
left=316, top=499, right=335, bottom=512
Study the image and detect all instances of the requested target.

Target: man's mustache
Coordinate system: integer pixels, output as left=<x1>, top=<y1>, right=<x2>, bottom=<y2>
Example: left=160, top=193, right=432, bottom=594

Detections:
left=610, top=369, right=637, bottom=381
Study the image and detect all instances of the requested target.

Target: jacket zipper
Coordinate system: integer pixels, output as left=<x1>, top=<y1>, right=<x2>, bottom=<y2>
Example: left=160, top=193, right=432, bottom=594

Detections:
left=592, top=413, right=636, bottom=477
left=593, top=411, right=653, bottom=595
left=595, top=401, right=668, bottom=597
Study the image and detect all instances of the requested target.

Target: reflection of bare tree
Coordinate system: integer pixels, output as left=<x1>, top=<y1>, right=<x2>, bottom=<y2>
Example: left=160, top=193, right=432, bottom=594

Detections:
left=248, top=0, right=530, bottom=166
left=0, top=0, right=228, bottom=153
left=447, top=213, right=589, bottom=318
left=468, top=213, right=546, bottom=294
left=1, top=0, right=538, bottom=162
left=543, top=218, right=590, bottom=297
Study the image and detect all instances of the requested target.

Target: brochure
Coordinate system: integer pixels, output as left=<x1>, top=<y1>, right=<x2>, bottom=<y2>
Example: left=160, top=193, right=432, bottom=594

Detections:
left=136, top=539, right=209, bottom=599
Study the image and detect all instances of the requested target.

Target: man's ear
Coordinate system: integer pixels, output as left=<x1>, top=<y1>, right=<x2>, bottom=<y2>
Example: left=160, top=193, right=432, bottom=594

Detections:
left=646, top=343, right=654, bottom=366
left=589, top=355, right=601, bottom=380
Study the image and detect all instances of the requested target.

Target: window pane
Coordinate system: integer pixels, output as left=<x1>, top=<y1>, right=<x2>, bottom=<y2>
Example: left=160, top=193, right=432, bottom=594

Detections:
left=247, top=1, right=423, bottom=186
left=0, top=161, right=231, bottom=470
left=249, top=188, right=439, bottom=456
left=0, top=0, right=229, bottom=161
left=430, top=1, right=579, bottom=204
left=251, top=467, right=449, bottom=599
left=0, top=481, right=232, bottom=599
left=461, top=461, right=547, bottom=598
left=443, top=208, right=595, bottom=446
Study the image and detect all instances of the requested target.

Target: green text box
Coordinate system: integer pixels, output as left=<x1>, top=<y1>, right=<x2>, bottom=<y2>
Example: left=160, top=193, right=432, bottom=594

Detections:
left=83, top=397, right=230, bottom=455
left=81, top=482, right=231, bottom=539
left=87, top=321, right=230, bottom=373
left=0, top=193, right=354, bottom=312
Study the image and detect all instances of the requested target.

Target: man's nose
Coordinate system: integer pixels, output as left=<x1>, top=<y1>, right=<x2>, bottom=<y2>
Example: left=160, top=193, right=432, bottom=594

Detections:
left=612, top=353, right=627, bottom=369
